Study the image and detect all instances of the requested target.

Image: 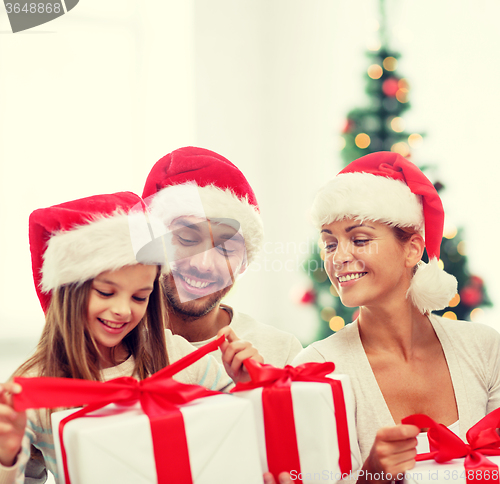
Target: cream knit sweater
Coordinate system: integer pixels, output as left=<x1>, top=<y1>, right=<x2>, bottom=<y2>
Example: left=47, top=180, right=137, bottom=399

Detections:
left=293, top=315, right=500, bottom=462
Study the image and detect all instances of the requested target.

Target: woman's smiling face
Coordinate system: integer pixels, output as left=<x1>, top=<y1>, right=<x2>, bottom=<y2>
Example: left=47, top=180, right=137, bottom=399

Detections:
left=321, top=218, right=411, bottom=309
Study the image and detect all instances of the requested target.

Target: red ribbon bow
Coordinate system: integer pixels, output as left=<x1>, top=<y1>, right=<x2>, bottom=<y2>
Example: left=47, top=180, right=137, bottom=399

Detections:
left=403, top=408, right=500, bottom=484
left=231, top=360, right=352, bottom=483
left=14, top=335, right=225, bottom=484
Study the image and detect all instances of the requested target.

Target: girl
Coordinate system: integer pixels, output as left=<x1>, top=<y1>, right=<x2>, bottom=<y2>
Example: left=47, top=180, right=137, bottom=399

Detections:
left=0, top=191, right=260, bottom=484
left=292, top=152, right=500, bottom=483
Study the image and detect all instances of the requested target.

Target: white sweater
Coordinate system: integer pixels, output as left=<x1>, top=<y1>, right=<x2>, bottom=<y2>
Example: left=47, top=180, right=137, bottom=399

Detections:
left=292, top=315, right=500, bottom=462
left=190, top=305, right=303, bottom=368
left=0, top=330, right=232, bottom=484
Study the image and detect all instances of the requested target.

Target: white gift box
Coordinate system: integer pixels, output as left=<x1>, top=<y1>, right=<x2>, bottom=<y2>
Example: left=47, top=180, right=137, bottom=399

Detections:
left=233, top=374, right=362, bottom=484
left=52, top=393, right=263, bottom=484
left=404, top=456, right=500, bottom=484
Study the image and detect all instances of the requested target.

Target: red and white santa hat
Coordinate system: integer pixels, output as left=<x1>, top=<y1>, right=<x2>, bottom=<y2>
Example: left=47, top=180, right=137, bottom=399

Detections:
left=311, top=151, right=457, bottom=314
left=142, top=146, right=264, bottom=265
left=29, top=191, right=165, bottom=313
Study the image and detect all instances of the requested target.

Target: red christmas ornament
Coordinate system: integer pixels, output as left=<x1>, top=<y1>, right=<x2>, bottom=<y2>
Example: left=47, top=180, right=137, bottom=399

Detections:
left=300, top=289, right=316, bottom=304
left=470, top=275, right=484, bottom=287
left=342, top=119, right=355, bottom=134
left=459, top=286, right=482, bottom=307
left=382, top=78, right=400, bottom=97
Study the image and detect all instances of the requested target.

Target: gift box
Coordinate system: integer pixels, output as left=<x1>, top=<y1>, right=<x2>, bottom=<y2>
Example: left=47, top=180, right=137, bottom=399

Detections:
left=231, top=360, right=362, bottom=484
left=51, top=394, right=263, bottom=484
left=401, top=410, right=500, bottom=484
left=14, top=335, right=263, bottom=484
left=403, top=456, right=500, bottom=484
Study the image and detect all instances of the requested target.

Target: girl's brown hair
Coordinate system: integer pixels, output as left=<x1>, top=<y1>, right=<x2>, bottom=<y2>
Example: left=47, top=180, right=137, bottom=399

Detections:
left=16, top=266, right=169, bottom=381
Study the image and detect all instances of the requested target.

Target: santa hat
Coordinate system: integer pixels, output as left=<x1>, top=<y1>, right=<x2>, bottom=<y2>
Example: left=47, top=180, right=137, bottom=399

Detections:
left=29, top=192, right=165, bottom=313
left=142, top=146, right=263, bottom=265
left=311, top=151, right=457, bottom=314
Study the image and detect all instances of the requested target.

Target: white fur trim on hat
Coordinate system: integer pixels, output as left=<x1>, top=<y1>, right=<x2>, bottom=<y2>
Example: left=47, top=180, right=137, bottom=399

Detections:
left=407, top=259, right=458, bottom=314
left=311, top=172, right=424, bottom=230
left=42, top=212, right=145, bottom=292
left=147, top=182, right=264, bottom=264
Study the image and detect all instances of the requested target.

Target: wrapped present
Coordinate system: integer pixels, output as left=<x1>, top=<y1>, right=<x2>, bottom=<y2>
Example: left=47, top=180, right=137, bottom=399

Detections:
left=231, top=359, right=362, bottom=484
left=14, top=336, right=264, bottom=484
left=50, top=395, right=262, bottom=484
left=401, top=410, right=500, bottom=484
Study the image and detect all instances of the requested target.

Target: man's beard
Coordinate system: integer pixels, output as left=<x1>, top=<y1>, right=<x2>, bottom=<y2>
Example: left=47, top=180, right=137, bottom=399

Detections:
left=161, top=273, right=232, bottom=319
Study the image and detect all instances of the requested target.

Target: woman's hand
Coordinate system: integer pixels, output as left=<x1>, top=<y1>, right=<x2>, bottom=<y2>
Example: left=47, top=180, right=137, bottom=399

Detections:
left=263, top=471, right=293, bottom=484
left=360, top=424, right=420, bottom=483
left=217, top=326, right=264, bottom=383
left=0, top=382, right=26, bottom=467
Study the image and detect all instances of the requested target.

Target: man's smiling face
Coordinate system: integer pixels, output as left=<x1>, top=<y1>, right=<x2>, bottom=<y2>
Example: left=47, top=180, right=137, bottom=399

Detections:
left=161, top=216, right=247, bottom=317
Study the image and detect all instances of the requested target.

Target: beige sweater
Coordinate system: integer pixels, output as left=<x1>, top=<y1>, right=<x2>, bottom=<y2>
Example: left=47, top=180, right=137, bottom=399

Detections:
left=292, top=315, right=500, bottom=462
left=0, top=330, right=232, bottom=484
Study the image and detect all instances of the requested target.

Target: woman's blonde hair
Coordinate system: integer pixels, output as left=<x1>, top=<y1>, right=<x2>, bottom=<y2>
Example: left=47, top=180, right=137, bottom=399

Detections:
left=392, top=226, right=422, bottom=275
left=16, top=266, right=168, bottom=381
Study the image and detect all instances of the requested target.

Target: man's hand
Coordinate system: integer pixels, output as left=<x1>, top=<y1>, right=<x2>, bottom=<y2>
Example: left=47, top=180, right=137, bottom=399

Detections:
left=217, top=326, right=263, bottom=383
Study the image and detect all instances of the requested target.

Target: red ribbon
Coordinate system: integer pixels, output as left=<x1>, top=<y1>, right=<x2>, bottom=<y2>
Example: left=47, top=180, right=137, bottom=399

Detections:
left=231, top=360, right=352, bottom=483
left=402, top=409, right=500, bottom=484
left=14, top=335, right=225, bottom=484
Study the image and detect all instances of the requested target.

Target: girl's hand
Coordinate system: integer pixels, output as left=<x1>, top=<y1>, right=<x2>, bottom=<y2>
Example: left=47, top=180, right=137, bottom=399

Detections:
left=263, top=472, right=293, bottom=484
left=0, top=382, right=26, bottom=467
left=360, top=424, right=420, bottom=483
left=217, top=326, right=264, bottom=383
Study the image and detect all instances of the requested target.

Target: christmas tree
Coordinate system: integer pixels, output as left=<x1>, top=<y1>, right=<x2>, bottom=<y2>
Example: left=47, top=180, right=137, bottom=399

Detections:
left=302, top=5, right=491, bottom=340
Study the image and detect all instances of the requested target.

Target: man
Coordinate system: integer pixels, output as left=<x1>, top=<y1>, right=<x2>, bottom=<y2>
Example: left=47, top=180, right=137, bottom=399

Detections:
left=142, top=146, right=302, bottom=367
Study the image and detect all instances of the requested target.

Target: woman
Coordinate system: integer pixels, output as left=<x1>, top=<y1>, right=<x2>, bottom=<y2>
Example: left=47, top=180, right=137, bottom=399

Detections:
left=292, top=152, right=500, bottom=483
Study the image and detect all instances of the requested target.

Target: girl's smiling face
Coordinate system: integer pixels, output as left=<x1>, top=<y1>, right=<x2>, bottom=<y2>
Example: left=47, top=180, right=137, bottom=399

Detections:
left=87, top=264, right=157, bottom=366
left=321, top=218, right=414, bottom=309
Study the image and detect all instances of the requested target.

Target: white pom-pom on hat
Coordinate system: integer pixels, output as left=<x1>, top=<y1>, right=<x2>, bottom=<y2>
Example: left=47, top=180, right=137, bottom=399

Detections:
left=408, top=260, right=458, bottom=313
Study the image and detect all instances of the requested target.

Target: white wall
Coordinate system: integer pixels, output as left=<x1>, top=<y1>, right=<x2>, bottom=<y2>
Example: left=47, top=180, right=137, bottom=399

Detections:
left=395, top=0, right=500, bottom=314
left=0, top=0, right=197, bottom=343
left=193, top=0, right=341, bottom=342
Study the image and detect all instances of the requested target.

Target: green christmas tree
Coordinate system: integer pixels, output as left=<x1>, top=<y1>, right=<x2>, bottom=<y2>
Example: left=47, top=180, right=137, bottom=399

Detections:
left=302, top=8, right=491, bottom=341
